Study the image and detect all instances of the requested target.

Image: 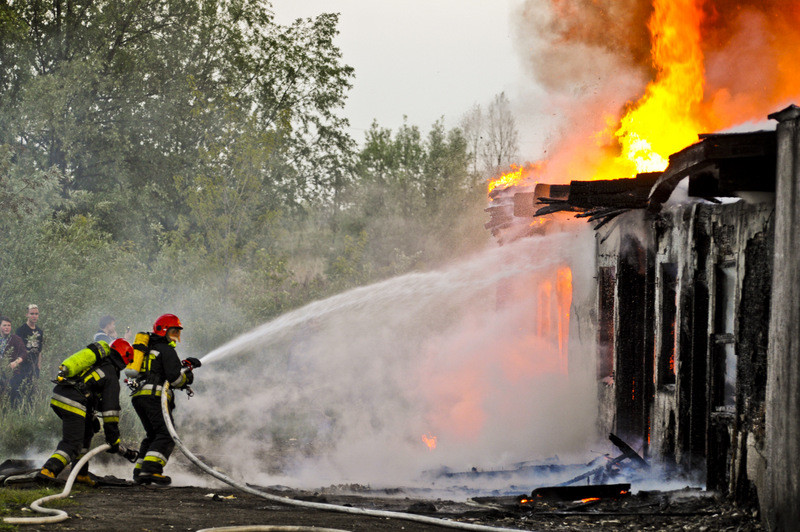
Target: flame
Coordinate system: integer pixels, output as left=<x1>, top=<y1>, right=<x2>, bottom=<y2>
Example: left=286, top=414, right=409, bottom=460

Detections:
left=421, top=434, right=437, bottom=450
left=556, top=267, right=572, bottom=373
left=580, top=497, right=601, bottom=503
left=488, top=164, right=524, bottom=195
left=492, top=0, right=800, bottom=199
left=490, top=1, right=709, bottom=195
left=594, top=0, right=705, bottom=180
left=535, top=266, right=572, bottom=373
left=487, top=162, right=544, bottom=197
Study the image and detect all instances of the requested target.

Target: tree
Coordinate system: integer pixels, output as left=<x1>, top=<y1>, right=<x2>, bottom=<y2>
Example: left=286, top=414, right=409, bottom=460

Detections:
left=0, top=0, right=355, bottom=241
left=0, top=144, right=61, bottom=222
left=172, top=101, right=284, bottom=288
left=355, top=118, right=425, bottom=218
left=460, top=103, right=484, bottom=180
left=480, top=92, right=519, bottom=175
left=334, top=118, right=479, bottom=279
left=422, top=119, right=470, bottom=211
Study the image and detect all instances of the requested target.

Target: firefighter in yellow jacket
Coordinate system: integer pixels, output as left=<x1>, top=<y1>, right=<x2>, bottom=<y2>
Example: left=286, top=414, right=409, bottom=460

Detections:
left=131, top=314, right=199, bottom=485
left=37, top=338, right=134, bottom=485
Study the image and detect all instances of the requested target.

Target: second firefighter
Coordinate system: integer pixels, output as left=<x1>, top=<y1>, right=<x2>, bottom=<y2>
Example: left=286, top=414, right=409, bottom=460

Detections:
left=38, top=338, right=134, bottom=486
left=131, top=313, right=199, bottom=485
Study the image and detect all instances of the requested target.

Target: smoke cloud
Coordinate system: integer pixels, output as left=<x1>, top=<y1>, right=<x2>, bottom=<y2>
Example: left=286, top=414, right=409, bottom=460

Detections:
left=175, top=227, right=600, bottom=493
left=511, top=0, right=800, bottom=181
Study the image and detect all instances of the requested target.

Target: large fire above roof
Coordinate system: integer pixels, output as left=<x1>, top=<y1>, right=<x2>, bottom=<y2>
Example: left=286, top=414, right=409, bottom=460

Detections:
left=490, top=0, right=800, bottom=194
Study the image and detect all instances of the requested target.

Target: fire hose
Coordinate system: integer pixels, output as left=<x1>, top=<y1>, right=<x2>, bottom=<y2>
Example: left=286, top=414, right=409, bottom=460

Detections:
left=2, top=443, right=111, bottom=525
left=161, top=382, right=528, bottom=532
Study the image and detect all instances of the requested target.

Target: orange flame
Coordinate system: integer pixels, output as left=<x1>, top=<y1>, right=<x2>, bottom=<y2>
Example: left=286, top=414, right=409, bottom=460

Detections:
left=556, top=267, right=572, bottom=372
left=487, top=162, right=544, bottom=197
left=580, top=497, right=601, bottom=503
left=534, top=266, right=572, bottom=373
left=488, top=164, right=524, bottom=195
left=595, top=0, right=705, bottom=180
left=489, top=1, right=800, bottom=199
left=421, top=434, right=437, bottom=450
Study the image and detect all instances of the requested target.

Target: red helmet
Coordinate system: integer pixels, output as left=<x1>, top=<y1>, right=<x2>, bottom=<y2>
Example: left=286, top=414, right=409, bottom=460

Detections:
left=153, top=313, right=183, bottom=336
left=110, top=338, right=134, bottom=366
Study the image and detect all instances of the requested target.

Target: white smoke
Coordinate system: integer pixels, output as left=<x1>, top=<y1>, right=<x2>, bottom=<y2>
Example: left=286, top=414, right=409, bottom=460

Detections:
left=175, top=226, right=600, bottom=493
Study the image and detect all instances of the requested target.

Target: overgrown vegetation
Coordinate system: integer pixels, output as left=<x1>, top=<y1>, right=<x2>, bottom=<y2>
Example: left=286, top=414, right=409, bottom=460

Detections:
left=0, top=0, right=515, bottom=455
left=0, top=486, right=75, bottom=528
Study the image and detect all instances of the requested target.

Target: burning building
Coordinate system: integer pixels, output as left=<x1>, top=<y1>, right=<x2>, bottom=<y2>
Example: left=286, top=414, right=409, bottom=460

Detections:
left=486, top=105, right=800, bottom=530
left=489, top=1, right=800, bottom=528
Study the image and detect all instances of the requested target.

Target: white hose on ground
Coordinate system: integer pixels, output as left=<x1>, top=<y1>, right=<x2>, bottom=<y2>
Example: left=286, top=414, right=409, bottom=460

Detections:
left=196, top=527, right=351, bottom=532
left=2, top=443, right=111, bottom=525
left=162, top=382, right=528, bottom=532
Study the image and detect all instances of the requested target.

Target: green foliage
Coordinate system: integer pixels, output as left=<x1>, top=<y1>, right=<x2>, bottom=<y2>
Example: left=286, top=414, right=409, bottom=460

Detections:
left=0, top=486, right=74, bottom=528
left=0, top=0, right=354, bottom=241
left=0, top=1, right=493, bottom=458
left=0, top=386, right=59, bottom=457
left=327, top=232, right=369, bottom=289
left=0, top=144, right=62, bottom=222
left=335, top=118, right=489, bottom=283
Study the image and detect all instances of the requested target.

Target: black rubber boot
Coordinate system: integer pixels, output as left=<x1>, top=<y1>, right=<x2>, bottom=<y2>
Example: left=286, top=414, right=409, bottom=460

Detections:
left=75, top=472, right=100, bottom=487
left=137, top=472, right=171, bottom=486
left=34, top=468, right=62, bottom=485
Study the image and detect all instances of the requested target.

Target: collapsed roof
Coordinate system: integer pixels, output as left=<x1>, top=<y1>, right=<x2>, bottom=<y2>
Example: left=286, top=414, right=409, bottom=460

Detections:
left=523, top=129, right=777, bottom=229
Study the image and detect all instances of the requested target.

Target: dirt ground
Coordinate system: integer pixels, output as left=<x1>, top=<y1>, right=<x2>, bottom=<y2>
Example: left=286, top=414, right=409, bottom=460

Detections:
left=3, top=480, right=763, bottom=531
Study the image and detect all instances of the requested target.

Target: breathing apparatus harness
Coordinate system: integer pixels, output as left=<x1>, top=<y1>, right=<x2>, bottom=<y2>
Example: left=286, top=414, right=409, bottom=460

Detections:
left=53, top=342, right=111, bottom=398
left=50, top=342, right=141, bottom=464
left=126, top=337, right=201, bottom=398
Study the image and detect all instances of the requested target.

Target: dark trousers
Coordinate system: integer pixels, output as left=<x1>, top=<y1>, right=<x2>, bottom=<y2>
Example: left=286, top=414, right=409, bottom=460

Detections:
left=132, top=395, right=175, bottom=474
left=7, top=373, right=34, bottom=407
left=43, top=405, right=94, bottom=476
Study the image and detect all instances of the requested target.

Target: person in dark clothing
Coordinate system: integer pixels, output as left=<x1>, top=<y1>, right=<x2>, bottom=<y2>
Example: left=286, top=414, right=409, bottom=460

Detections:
left=0, top=316, right=28, bottom=404
left=131, top=314, right=199, bottom=485
left=37, top=338, right=134, bottom=486
left=13, top=304, right=44, bottom=404
left=93, top=315, right=131, bottom=344
left=93, top=315, right=117, bottom=344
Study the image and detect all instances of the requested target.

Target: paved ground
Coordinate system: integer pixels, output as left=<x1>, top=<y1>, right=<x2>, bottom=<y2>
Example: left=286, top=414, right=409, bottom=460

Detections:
left=1, top=480, right=763, bottom=531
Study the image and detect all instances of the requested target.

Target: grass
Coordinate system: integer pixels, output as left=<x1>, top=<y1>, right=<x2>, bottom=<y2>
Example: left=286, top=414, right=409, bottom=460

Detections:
left=0, top=385, right=58, bottom=458
left=0, top=486, right=76, bottom=530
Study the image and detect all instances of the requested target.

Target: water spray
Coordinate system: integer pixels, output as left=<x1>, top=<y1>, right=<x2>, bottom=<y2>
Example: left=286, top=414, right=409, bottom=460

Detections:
left=200, top=234, right=575, bottom=365
left=161, top=381, right=528, bottom=532
left=183, top=230, right=597, bottom=493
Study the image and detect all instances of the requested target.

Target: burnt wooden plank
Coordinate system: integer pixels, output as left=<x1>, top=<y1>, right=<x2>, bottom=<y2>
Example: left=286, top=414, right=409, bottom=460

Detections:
left=531, top=483, right=631, bottom=501
left=568, top=173, right=660, bottom=209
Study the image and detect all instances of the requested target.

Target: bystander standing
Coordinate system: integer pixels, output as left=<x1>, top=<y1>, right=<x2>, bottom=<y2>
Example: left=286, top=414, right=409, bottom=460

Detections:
left=94, top=315, right=130, bottom=343
left=13, top=304, right=44, bottom=406
left=0, top=316, right=29, bottom=405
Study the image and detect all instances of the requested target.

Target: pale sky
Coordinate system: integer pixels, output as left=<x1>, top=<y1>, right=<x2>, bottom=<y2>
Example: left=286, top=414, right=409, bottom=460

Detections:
left=270, top=0, right=547, bottom=160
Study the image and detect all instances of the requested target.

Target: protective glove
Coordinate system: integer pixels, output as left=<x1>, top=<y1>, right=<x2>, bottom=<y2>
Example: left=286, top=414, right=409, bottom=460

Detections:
left=106, top=439, right=120, bottom=454
left=92, top=416, right=101, bottom=433
left=182, top=357, right=202, bottom=369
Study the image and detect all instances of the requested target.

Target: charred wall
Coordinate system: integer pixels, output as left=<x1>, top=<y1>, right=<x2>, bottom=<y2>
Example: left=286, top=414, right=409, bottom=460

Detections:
left=594, top=214, right=655, bottom=450
left=594, top=194, right=774, bottom=498
left=650, top=200, right=773, bottom=491
left=705, top=201, right=774, bottom=501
